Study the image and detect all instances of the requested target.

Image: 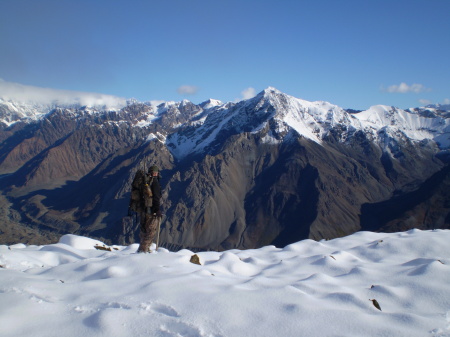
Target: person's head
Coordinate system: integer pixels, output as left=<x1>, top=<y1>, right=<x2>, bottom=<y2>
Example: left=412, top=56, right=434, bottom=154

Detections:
left=148, top=165, right=159, bottom=177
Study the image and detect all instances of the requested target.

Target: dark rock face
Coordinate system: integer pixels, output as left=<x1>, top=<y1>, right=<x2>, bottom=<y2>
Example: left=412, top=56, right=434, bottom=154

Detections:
left=360, top=165, right=450, bottom=232
left=0, top=90, right=449, bottom=248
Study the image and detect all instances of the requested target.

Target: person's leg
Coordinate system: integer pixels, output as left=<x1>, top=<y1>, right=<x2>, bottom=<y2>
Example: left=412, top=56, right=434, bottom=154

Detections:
left=138, top=212, right=152, bottom=252
left=138, top=213, right=159, bottom=252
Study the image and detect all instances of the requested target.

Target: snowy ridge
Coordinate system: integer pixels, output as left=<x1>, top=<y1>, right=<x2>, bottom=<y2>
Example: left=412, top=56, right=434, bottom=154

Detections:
left=262, top=87, right=355, bottom=144
left=167, top=88, right=450, bottom=159
left=165, top=88, right=351, bottom=158
left=2, top=88, right=449, bottom=159
left=1, top=229, right=449, bottom=336
left=166, top=102, right=234, bottom=158
left=0, top=99, right=56, bottom=126
left=200, top=98, right=223, bottom=109
left=355, top=105, right=450, bottom=148
left=255, top=88, right=450, bottom=149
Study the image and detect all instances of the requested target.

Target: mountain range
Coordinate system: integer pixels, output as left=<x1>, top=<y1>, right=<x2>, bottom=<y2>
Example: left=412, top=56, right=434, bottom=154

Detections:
left=1, top=87, right=449, bottom=249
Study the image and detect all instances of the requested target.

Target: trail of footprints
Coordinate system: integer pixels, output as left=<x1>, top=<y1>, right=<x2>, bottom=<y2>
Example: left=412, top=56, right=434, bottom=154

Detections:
left=75, top=301, right=221, bottom=337
left=140, top=302, right=211, bottom=337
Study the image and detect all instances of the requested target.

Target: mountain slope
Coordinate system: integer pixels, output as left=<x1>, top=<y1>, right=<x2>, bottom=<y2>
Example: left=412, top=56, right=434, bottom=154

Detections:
left=0, top=88, right=449, bottom=248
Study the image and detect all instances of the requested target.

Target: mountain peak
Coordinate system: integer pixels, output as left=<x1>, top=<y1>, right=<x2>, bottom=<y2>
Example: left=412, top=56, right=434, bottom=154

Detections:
left=200, top=99, right=223, bottom=109
left=255, top=87, right=285, bottom=101
left=262, top=86, right=282, bottom=95
left=180, top=99, right=193, bottom=107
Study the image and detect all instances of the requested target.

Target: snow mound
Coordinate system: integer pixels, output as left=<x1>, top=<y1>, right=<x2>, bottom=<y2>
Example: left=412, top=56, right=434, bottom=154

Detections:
left=58, top=234, right=106, bottom=250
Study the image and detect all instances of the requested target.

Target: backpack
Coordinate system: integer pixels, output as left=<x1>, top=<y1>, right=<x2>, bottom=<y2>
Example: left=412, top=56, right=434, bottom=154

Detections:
left=129, top=169, right=154, bottom=212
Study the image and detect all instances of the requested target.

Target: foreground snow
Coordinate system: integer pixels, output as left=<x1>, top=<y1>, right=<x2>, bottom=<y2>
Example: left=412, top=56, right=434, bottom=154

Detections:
left=1, top=229, right=449, bottom=337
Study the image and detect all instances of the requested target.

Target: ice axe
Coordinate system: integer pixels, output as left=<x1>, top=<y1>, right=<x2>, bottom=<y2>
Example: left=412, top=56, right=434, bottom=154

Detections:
left=155, top=215, right=162, bottom=250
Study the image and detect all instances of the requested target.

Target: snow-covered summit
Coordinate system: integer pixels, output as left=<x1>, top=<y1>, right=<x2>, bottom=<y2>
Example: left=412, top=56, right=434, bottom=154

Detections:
left=0, top=97, right=127, bottom=127
left=256, top=88, right=449, bottom=147
left=200, top=98, right=223, bottom=109
left=166, top=87, right=450, bottom=159
left=0, top=99, right=54, bottom=126
left=255, top=87, right=354, bottom=143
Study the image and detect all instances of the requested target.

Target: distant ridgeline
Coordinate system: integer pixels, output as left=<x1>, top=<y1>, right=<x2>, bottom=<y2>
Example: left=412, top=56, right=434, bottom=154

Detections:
left=0, top=88, right=449, bottom=248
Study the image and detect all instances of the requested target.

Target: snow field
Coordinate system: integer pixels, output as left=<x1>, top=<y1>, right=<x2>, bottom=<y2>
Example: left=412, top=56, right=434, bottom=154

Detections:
left=0, top=229, right=449, bottom=337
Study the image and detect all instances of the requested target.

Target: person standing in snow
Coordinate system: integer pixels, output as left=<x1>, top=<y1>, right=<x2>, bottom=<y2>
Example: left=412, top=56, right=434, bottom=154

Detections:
left=129, top=165, right=163, bottom=253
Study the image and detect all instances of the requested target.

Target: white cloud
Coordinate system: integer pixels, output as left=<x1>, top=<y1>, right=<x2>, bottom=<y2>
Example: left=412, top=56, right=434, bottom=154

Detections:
left=177, top=85, right=199, bottom=95
left=241, top=87, right=256, bottom=100
left=383, top=82, right=430, bottom=94
left=443, top=98, right=450, bottom=104
left=0, top=79, right=126, bottom=108
left=419, top=99, right=432, bottom=105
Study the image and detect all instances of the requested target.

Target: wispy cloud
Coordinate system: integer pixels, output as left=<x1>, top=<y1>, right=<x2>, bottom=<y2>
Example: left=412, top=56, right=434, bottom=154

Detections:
left=241, top=87, right=257, bottom=100
left=419, top=99, right=432, bottom=105
left=177, top=85, right=199, bottom=95
left=443, top=98, right=450, bottom=105
left=382, top=82, right=431, bottom=94
left=0, top=79, right=126, bottom=108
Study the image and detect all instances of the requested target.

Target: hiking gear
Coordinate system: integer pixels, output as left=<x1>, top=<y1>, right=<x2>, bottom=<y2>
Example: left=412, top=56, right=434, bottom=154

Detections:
left=129, top=169, right=145, bottom=213
left=129, top=169, right=160, bottom=213
left=143, top=176, right=153, bottom=208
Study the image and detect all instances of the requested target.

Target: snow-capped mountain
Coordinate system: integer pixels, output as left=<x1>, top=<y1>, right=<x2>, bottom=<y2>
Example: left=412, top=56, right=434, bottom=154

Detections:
left=0, top=99, right=58, bottom=126
left=355, top=105, right=450, bottom=148
left=0, top=88, right=449, bottom=248
left=165, top=88, right=450, bottom=159
left=2, top=87, right=449, bottom=158
left=423, top=103, right=450, bottom=114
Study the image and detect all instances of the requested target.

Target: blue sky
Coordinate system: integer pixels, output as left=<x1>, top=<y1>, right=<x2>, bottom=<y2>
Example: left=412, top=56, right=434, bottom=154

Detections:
left=1, top=0, right=449, bottom=110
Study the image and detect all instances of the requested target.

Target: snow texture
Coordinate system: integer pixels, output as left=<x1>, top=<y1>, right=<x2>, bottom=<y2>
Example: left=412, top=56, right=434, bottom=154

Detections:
left=1, top=230, right=450, bottom=337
